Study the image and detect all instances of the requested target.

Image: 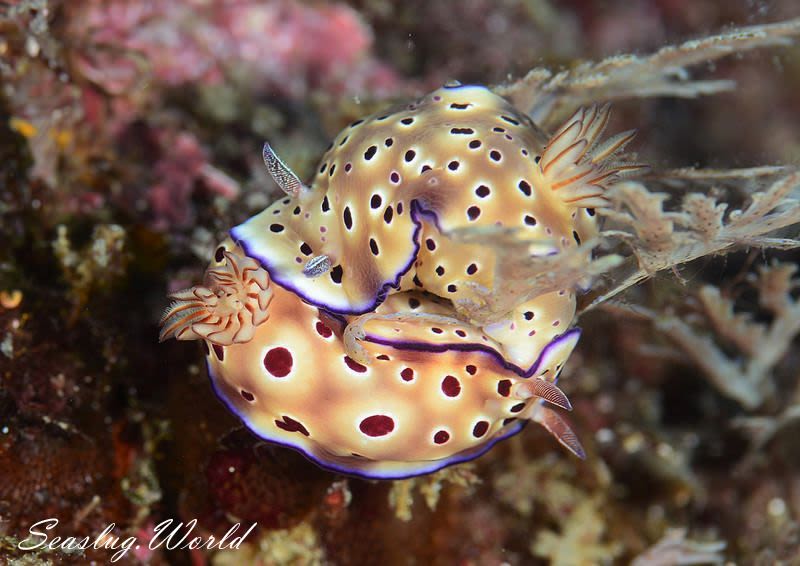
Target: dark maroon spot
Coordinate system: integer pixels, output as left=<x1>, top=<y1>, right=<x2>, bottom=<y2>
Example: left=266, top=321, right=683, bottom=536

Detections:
left=293, top=206, right=302, bottom=215
left=344, top=162, right=352, bottom=173
left=329, top=164, right=336, bottom=176
left=264, top=347, right=293, bottom=377
left=383, top=206, right=394, bottom=223
left=450, top=127, right=474, bottom=135
left=420, top=165, right=432, bottom=173
left=465, top=364, right=477, bottom=375
left=467, top=206, right=481, bottom=220
left=503, top=417, right=516, bottom=426
left=510, top=402, right=525, bottom=413
left=270, top=223, right=284, bottom=233
left=401, top=117, right=414, bottom=125
left=431, top=327, right=444, bottom=334
left=534, top=155, right=541, bottom=164
left=518, top=180, right=532, bottom=196
left=587, top=207, right=596, bottom=216
left=316, top=321, right=333, bottom=338
left=370, top=194, right=382, bottom=209
left=397, top=202, right=404, bottom=214
left=321, top=196, right=330, bottom=212
left=524, top=311, right=534, bottom=321
left=489, top=150, right=502, bottom=161
left=573, top=231, right=582, bottom=245
left=319, top=162, right=327, bottom=174
left=409, top=298, right=421, bottom=309
left=377, top=354, right=390, bottom=361
left=400, top=368, right=414, bottom=381
left=469, top=139, right=482, bottom=149
left=466, top=263, right=478, bottom=275
left=473, top=421, right=489, bottom=437
left=364, top=145, right=377, bottom=160
left=385, top=137, right=394, bottom=147
left=447, top=284, right=457, bottom=293
left=521, top=148, right=529, bottom=156
left=455, top=329, right=467, bottom=338
left=390, top=171, right=400, bottom=183
left=369, top=238, right=380, bottom=255
left=413, top=275, right=423, bottom=287
left=475, top=185, right=490, bottom=198
left=450, top=103, right=470, bottom=110
left=214, top=247, right=225, bottom=262
left=404, top=149, right=416, bottom=162
left=344, top=356, right=368, bottom=373
left=241, top=390, right=255, bottom=402
left=350, top=119, right=364, bottom=127
left=435, top=265, right=445, bottom=276
left=339, top=135, right=349, bottom=146
left=360, top=415, right=394, bottom=436
left=275, top=416, right=309, bottom=436
left=434, top=430, right=450, bottom=444
left=377, top=115, right=389, bottom=121
left=448, top=160, right=460, bottom=171
left=524, top=215, right=537, bottom=226
left=343, top=207, right=353, bottom=230
left=300, top=242, right=312, bottom=255
left=202, top=341, right=210, bottom=355
left=497, top=379, right=512, bottom=397
left=426, top=238, right=436, bottom=251
left=442, top=375, right=461, bottom=397
left=330, top=265, right=343, bottom=284
left=501, top=115, right=520, bottom=125
left=212, top=344, right=224, bottom=361
left=493, top=126, right=505, bottom=133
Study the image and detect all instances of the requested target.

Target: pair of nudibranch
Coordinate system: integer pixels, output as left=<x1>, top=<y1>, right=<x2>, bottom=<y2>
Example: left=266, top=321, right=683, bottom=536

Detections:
left=160, top=84, right=640, bottom=478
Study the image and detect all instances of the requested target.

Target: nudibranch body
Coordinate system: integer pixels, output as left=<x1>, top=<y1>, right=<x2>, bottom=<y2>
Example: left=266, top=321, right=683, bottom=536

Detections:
left=232, top=84, right=637, bottom=368
left=161, top=242, right=583, bottom=479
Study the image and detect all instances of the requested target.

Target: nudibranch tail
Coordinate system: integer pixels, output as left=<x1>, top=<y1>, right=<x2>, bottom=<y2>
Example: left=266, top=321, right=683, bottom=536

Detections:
left=539, top=104, right=645, bottom=208
left=159, top=249, right=273, bottom=345
left=262, top=142, right=309, bottom=198
left=531, top=405, right=586, bottom=459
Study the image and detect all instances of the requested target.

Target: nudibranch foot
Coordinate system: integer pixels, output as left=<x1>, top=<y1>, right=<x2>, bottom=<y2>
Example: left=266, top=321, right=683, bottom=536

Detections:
left=159, top=245, right=273, bottom=345
left=531, top=404, right=586, bottom=459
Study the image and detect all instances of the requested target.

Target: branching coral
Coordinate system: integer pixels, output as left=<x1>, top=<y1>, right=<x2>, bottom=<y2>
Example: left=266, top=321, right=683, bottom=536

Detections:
left=497, top=18, right=800, bottom=126
left=591, top=171, right=800, bottom=309
left=631, top=528, right=726, bottom=566
left=531, top=495, right=623, bottom=566
left=611, top=261, right=800, bottom=409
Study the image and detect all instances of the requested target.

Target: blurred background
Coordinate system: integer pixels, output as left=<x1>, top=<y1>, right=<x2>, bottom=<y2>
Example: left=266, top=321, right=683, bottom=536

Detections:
left=1, top=1, right=799, bottom=564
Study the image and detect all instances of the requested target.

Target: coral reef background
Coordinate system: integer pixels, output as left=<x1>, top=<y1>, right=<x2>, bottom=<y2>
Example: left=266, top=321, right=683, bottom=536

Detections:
left=1, top=0, right=799, bottom=564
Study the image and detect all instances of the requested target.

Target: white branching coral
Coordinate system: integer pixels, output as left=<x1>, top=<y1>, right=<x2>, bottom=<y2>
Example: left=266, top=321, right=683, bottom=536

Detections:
left=612, top=262, right=800, bottom=409
left=496, top=18, right=800, bottom=126
left=631, top=528, right=726, bottom=566
left=590, top=171, right=800, bottom=310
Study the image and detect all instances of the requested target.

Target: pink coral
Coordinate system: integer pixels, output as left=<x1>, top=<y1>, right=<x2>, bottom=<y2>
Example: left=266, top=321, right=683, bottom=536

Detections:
left=68, top=0, right=400, bottom=98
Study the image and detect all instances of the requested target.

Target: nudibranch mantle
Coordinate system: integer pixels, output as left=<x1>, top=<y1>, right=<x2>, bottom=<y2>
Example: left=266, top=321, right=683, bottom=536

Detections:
left=162, top=241, right=583, bottom=479
left=231, top=84, right=636, bottom=368
left=161, top=84, right=640, bottom=477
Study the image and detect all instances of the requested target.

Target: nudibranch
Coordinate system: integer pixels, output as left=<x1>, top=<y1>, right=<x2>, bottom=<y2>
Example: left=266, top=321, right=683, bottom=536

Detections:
left=231, top=84, right=639, bottom=368
left=160, top=241, right=584, bottom=479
